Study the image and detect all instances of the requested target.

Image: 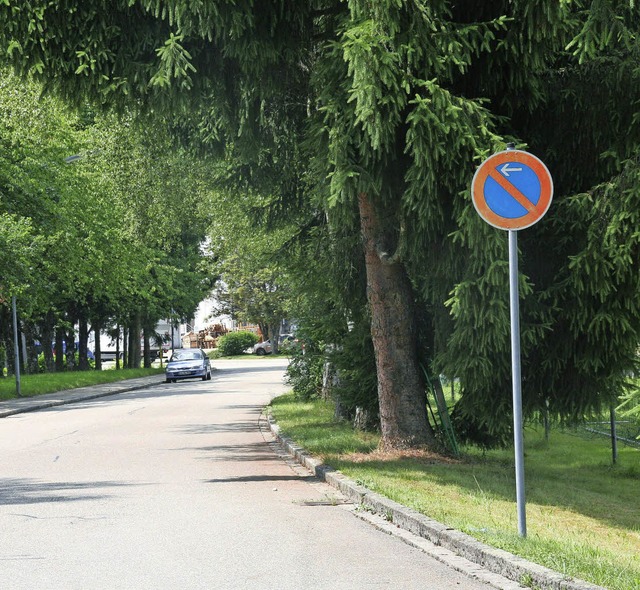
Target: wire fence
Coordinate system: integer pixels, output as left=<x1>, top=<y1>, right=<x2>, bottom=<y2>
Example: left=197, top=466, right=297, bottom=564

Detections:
left=576, top=420, right=640, bottom=449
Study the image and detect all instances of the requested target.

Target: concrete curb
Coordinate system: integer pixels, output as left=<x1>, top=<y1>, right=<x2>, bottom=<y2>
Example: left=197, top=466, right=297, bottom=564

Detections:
left=268, top=416, right=605, bottom=590
left=0, top=376, right=166, bottom=418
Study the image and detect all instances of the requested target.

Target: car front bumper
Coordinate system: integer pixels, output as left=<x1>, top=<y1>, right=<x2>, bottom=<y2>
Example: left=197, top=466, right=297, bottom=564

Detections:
left=166, top=366, right=208, bottom=381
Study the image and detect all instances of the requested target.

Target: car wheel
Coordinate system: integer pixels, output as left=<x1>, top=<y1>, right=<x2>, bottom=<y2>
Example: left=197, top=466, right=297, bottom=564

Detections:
left=165, top=378, right=171, bottom=384
left=256, top=348, right=266, bottom=356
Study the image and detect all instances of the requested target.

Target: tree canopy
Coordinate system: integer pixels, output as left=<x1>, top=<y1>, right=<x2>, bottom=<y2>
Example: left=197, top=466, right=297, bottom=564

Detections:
left=208, top=188, right=294, bottom=346
left=2, top=1, right=640, bottom=449
left=0, top=68, right=215, bottom=372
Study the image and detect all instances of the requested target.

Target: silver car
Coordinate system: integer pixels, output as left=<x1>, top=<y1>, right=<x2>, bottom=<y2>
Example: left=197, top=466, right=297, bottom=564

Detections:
left=253, top=334, right=296, bottom=355
left=165, top=348, right=212, bottom=383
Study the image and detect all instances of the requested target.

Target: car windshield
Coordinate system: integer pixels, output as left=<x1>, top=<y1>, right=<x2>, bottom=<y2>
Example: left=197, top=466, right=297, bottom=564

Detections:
left=170, top=350, right=203, bottom=361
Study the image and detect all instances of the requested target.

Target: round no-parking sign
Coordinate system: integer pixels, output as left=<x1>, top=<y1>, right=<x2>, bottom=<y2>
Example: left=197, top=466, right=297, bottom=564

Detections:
left=471, top=149, right=553, bottom=230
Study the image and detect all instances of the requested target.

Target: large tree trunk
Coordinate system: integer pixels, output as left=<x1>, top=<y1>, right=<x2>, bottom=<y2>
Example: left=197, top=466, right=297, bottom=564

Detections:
left=143, top=324, right=152, bottom=368
left=115, top=325, right=121, bottom=370
left=0, top=307, right=7, bottom=377
left=122, top=326, right=128, bottom=369
left=41, top=312, right=55, bottom=373
left=128, top=312, right=142, bottom=369
left=1, top=306, right=15, bottom=376
left=65, top=327, right=76, bottom=371
left=358, top=192, right=436, bottom=450
left=54, top=326, right=65, bottom=372
left=93, top=320, right=102, bottom=371
left=127, top=323, right=135, bottom=368
left=23, top=323, right=40, bottom=374
left=269, top=323, right=280, bottom=354
left=78, top=314, right=90, bottom=370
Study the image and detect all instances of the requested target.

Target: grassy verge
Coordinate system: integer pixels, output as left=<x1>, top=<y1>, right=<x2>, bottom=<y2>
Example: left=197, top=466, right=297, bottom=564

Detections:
left=0, top=368, right=164, bottom=401
left=271, top=393, right=640, bottom=590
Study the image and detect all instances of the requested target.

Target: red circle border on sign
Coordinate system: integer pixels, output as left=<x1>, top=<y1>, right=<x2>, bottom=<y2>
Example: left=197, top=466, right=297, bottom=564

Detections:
left=471, top=150, right=553, bottom=230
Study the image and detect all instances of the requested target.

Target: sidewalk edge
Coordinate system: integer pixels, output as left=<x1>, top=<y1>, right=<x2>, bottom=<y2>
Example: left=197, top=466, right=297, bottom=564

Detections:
left=267, top=415, right=605, bottom=590
left=0, top=379, right=165, bottom=418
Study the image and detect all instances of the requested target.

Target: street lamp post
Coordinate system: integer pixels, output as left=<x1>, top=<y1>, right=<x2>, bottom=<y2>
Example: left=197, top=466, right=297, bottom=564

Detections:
left=171, top=309, right=175, bottom=355
left=12, top=296, right=22, bottom=397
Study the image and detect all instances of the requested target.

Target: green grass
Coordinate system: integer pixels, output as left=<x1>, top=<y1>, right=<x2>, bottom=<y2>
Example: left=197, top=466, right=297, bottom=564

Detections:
left=271, top=394, right=640, bottom=590
left=0, top=367, right=164, bottom=401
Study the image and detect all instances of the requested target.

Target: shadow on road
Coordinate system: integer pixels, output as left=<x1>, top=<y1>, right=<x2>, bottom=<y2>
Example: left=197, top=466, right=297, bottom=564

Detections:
left=172, top=441, right=278, bottom=462
left=35, top=363, right=287, bottom=415
left=175, top=421, right=260, bottom=434
left=204, top=474, right=315, bottom=484
left=0, top=477, right=144, bottom=506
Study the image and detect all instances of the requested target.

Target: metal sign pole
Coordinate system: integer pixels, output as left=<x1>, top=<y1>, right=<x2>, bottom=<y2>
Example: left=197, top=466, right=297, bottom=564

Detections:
left=508, top=230, right=526, bottom=537
left=472, top=144, right=552, bottom=538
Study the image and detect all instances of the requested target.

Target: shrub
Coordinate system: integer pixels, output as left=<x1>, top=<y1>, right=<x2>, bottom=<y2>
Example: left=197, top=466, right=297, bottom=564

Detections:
left=285, top=344, right=324, bottom=401
left=37, top=352, right=95, bottom=372
left=217, top=331, right=259, bottom=356
left=329, top=322, right=378, bottom=422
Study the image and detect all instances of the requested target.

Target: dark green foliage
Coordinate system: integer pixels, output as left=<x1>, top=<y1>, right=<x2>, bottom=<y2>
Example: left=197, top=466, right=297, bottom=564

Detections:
left=617, top=379, right=640, bottom=427
left=329, top=321, right=379, bottom=423
left=285, top=343, right=325, bottom=402
left=37, top=352, right=94, bottom=373
left=216, top=331, right=258, bottom=357
left=4, top=1, right=640, bottom=446
left=0, top=69, right=216, bottom=373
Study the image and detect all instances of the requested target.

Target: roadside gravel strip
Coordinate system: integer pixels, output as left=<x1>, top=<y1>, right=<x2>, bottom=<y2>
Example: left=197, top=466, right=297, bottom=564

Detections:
left=266, top=415, right=606, bottom=590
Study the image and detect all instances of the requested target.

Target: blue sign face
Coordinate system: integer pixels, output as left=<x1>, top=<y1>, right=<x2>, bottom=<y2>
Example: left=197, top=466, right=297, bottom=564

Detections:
left=484, top=162, right=541, bottom=218
left=472, top=149, right=553, bottom=231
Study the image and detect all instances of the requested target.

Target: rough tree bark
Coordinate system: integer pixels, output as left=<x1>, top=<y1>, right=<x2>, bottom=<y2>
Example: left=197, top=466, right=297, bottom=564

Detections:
left=41, top=312, right=55, bottom=372
left=78, top=314, right=90, bottom=370
left=55, top=327, right=65, bottom=372
left=93, top=320, right=102, bottom=371
left=64, top=328, right=75, bottom=371
left=143, top=324, right=152, bottom=368
left=358, top=192, right=436, bottom=450
left=129, top=311, right=142, bottom=369
left=122, top=326, right=128, bottom=369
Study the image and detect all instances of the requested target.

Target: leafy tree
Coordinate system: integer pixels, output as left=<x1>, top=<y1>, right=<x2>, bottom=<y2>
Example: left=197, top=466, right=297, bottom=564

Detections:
left=439, top=2, right=640, bottom=442
left=208, top=190, right=293, bottom=349
left=4, top=1, right=640, bottom=451
left=0, top=68, right=85, bottom=373
left=278, top=200, right=378, bottom=420
left=0, top=68, right=215, bottom=372
left=0, top=213, right=39, bottom=297
left=76, top=114, right=217, bottom=367
left=0, top=0, right=430, bottom=447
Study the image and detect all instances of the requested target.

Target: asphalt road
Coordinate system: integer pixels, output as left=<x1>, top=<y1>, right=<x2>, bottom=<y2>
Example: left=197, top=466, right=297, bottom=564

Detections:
left=1, top=358, right=500, bottom=589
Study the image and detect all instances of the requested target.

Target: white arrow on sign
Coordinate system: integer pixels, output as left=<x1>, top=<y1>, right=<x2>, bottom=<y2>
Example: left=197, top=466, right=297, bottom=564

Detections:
left=500, top=163, right=523, bottom=177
